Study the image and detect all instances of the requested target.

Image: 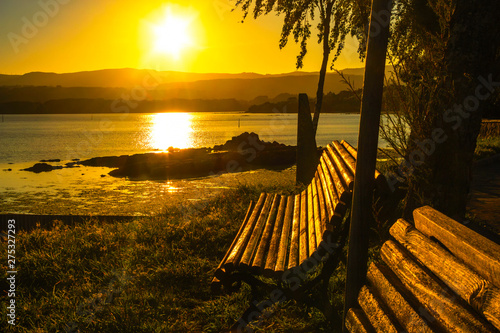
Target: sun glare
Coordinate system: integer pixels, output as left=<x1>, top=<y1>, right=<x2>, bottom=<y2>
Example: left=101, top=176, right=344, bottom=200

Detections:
left=149, top=112, right=193, bottom=150
left=151, top=8, right=194, bottom=59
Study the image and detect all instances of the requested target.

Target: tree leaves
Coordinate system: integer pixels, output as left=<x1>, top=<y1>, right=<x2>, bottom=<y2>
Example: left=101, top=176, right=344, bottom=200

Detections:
left=234, top=0, right=370, bottom=70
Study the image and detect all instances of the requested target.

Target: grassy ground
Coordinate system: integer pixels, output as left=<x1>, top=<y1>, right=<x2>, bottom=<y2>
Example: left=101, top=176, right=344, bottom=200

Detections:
left=4, top=138, right=497, bottom=332
left=1, top=183, right=349, bottom=332
left=474, top=136, right=500, bottom=161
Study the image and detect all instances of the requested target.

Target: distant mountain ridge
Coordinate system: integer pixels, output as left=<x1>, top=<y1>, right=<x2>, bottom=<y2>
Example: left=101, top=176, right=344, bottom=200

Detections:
left=0, top=68, right=377, bottom=102
left=0, top=69, right=264, bottom=88
left=0, top=67, right=393, bottom=114
left=0, top=68, right=341, bottom=88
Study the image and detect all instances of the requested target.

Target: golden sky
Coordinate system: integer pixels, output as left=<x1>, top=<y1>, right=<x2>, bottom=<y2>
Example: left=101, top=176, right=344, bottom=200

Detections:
left=0, top=0, right=363, bottom=75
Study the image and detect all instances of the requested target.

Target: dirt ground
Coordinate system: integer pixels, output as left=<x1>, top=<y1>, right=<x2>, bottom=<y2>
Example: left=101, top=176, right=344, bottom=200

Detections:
left=468, top=155, right=500, bottom=235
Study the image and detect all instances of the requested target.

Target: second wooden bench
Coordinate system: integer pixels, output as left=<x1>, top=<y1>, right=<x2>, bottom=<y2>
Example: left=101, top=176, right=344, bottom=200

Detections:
left=346, top=206, right=500, bottom=332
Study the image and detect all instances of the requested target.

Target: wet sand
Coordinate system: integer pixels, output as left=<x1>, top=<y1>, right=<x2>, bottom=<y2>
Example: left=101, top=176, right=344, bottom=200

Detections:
left=1, top=132, right=297, bottom=216
left=0, top=161, right=295, bottom=216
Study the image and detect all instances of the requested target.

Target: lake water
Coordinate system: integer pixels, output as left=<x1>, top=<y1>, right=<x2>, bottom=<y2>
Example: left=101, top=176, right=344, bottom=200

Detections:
left=0, top=112, right=384, bottom=216
left=0, top=112, right=367, bottom=164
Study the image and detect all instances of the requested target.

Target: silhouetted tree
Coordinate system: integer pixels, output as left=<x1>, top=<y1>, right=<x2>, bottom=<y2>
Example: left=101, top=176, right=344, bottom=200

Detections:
left=238, top=0, right=500, bottom=219
left=382, top=0, right=500, bottom=219
left=234, top=0, right=371, bottom=134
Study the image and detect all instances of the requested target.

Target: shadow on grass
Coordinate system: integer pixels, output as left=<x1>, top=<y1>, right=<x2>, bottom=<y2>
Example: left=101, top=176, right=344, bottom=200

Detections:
left=1, top=182, right=346, bottom=332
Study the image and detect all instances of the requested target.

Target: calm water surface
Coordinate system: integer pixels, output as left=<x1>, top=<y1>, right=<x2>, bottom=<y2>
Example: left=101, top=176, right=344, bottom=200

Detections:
left=0, top=112, right=367, bottom=163
left=0, top=112, right=381, bottom=215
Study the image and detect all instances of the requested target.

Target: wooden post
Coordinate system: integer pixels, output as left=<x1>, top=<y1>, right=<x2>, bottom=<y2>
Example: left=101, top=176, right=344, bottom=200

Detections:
left=343, top=0, right=392, bottom=330
left=296, top=93, right=319, bottom=185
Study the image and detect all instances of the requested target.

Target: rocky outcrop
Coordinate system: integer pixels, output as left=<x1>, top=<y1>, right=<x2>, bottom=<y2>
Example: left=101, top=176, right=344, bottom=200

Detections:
left=23, top=163, right=62, bottom=173
left=213, top=132, right=289, bottom=151
left=22, top=133, right=298, bottom=180
left=92, top=133, right=296, bottom=180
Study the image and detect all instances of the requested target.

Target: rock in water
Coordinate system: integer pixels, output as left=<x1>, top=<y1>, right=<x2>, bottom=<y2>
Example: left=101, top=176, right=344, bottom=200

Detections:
left=213, top=132, right=288, bottom=151
left=23, top=163, right=60, bottom=173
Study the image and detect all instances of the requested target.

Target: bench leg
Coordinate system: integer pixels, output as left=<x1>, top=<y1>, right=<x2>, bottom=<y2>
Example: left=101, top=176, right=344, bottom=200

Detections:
left=294, top=213, right=350, bottom=323
left=228, top=214, right=351, bottom=331
left=229, top=297, right=284, bottom=332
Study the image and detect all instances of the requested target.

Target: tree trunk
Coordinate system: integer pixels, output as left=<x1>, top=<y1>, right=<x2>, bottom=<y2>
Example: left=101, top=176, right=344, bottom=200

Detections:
left=343, top=0, right=392, bottom=329
left=296, top=94, right=319, bottom=185
left=426, top=0, right=500, bottom=220
left=312, top=1, right=334, bottom=135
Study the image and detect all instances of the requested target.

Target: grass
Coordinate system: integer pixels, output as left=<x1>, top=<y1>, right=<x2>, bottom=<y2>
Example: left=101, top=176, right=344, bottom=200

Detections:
left=7, top=135, right=497, bottom=332
left=1, top=183, right=347, bottom=332
left=474, top=136, right=500, bottom=161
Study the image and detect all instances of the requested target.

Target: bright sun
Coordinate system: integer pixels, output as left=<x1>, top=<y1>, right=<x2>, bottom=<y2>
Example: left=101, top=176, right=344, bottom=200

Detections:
left=152, top=9, right=194, bottom=59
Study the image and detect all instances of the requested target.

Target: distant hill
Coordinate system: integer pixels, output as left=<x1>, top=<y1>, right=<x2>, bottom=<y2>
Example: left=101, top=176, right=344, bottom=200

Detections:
left=0, top=68, right=337, bottom=88
left=0, top=69, right=264, bottom=88
left=152, top=73, right=364, bottom=101
left=0, top=67, right=394, bottom=113
left=248, top=90, right=362, bottom=114
left=0, top=68, right=370, bottom=102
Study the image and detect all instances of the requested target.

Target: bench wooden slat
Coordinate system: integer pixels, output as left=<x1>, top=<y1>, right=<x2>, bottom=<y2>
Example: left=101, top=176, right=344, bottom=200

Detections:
left=320, top=154, right=343, bottom=207
left=225, top=193, right=267, bottom=270
left=315, top=175, right=330, bottom=236
left=390, top=219, right=500, bottom=330
left=307, top=184, right=317, bottom=257
left=323, top=147, right=350, bottom=204
left=333, top=140, right=357, bottom=175
left=239, top=194, right=275, bottom=268
left=312, top=176, right=323, bottom=248
left=358, top=286, right=400, bottom=333
left=299, top=190, right=309, bottom=264
left=214, top=201, right=255, bottom=280
left=367, top=262, right=433, bottom=333
left=413, top=206, right=500, bottom=289
left=251, top=194, right=281, bottom=272
left=288, top=194, right=301, bottom=270
left=345, top=308, right=373, bottom=333
left=380, top=240, right=494, bottom=332
left=318, top=156, right=337, bottom=220
left=263, top=195, right=288, bottom=276
left=320, top=152, right=348, bottom=224
left=343, top=138, right=391, bottom=194
left=342, top=140, right=383, bottom=180
left=342, top=139, right=357, bottom=157
left=322, top=151, right=343, bottom=202
left=326, top=144, right=354, bottom=190
left=274, top=195, right=295, bottom=275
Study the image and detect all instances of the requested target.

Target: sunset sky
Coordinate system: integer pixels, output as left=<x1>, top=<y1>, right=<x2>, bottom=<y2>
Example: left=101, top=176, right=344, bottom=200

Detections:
left=0, top=0, right=363, bottom=75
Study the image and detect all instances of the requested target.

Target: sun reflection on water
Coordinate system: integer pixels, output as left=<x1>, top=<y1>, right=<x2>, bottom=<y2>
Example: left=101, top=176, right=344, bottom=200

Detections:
left=148, top=112, right=193, bottom=150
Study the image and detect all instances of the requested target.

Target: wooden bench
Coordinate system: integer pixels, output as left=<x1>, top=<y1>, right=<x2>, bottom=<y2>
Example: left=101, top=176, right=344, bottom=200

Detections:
left=346, top=206, right=500, bottom=332
left=212, top=140, right=389, bottom=328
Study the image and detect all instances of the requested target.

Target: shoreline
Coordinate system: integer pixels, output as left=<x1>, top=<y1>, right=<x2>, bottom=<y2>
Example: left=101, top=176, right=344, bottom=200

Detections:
left=1, top=132, right=299, bottom=216
left=0, top=166, right=296, bottom=216
left=18, top=132, right=299, bottom=180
